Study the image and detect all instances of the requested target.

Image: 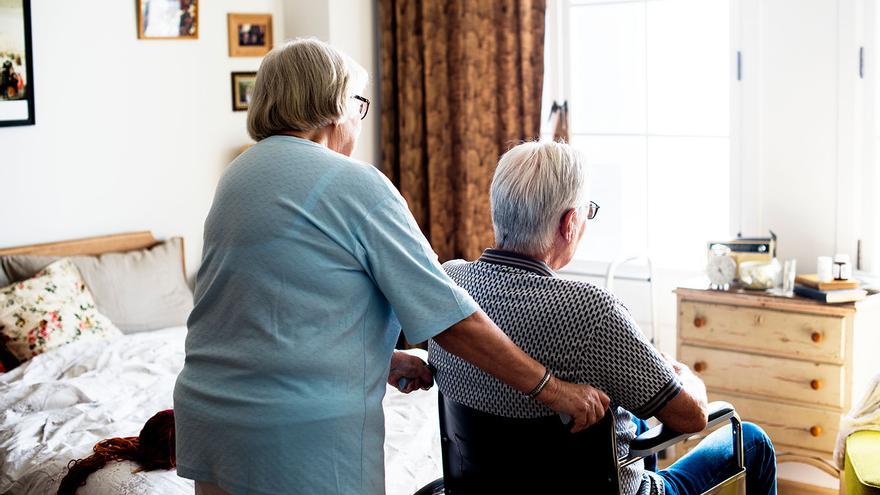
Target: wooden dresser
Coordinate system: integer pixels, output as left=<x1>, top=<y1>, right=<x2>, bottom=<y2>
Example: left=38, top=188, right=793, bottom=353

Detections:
left=674, top=287, right=880, bottom=480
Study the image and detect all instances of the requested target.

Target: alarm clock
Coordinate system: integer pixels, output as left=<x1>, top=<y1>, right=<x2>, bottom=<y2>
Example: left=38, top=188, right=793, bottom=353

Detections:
left=706, top=244, right=737, bottom=290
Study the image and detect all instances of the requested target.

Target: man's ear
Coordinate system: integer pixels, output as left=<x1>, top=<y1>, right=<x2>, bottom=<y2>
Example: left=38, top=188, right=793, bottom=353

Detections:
left=559, top=208, right=578, bottom=242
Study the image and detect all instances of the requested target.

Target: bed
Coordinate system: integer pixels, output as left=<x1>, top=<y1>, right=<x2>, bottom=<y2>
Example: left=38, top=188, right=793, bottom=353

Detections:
left=0, top=232, right=442, bottom=495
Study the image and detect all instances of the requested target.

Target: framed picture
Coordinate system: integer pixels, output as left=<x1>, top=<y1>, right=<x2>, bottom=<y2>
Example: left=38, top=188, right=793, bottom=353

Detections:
left=0, top=0, right=35, bottom=127
left=137, top=0, right=198, bottom=40
left=231, top=72, right=257, bottom=112
left=227, top=13, right=273, bottom=57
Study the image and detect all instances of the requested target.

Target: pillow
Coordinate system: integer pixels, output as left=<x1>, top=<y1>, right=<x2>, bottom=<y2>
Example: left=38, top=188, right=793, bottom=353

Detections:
left=1, top=238, right=193, bottom=334
left=0, top=258, right=123, bottom=362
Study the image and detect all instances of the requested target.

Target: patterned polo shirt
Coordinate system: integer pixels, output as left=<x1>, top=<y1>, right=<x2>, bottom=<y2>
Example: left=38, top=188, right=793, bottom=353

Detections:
left=428, top=249, right=682, bottom=495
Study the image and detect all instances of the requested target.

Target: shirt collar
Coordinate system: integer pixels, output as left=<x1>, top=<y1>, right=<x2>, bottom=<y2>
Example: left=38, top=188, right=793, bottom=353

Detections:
left=478, top=249, right=557, bottom=277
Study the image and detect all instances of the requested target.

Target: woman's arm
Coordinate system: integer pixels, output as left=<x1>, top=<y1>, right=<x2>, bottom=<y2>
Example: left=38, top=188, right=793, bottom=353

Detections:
left=432, top=310, right=610, bottom=432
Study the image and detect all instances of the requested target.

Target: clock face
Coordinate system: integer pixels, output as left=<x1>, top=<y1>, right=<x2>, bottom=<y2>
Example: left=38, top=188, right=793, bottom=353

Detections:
left=707, top=255, right=737, bottom=286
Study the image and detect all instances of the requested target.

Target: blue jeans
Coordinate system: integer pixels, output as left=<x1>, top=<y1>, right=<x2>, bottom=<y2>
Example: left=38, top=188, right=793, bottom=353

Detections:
left=633, top=420, right=777, bottom=495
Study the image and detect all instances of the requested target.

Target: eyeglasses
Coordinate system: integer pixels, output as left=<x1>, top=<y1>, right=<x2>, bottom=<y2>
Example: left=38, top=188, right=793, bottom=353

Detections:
left=584, top=201, right=600, bottom=220
left=562, top=201, right=600, bottom=222
left=352, top=95, right=370, bottom=120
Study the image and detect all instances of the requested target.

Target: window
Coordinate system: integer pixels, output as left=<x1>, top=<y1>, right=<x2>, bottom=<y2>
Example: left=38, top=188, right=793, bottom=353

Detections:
left=543, top=0, right=735, bottom=271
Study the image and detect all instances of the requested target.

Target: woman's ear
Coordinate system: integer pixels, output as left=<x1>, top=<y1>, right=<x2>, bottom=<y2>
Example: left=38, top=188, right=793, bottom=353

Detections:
left=559, top=208, right=579, bottom=243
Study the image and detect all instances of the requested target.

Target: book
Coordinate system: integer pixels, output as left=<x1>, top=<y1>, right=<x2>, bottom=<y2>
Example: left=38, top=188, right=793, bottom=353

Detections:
left=793, top=284, right=867, bottom=303
left=795, top=274, right=859, bottom=291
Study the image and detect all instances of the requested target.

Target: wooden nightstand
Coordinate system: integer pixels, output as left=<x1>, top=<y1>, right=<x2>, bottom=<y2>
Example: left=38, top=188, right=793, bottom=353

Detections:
left=673, top=287, right=880, bottom=493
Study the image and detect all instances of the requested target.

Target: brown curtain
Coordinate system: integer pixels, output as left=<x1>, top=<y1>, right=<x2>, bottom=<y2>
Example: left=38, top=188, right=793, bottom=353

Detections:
left=379, top=0, right=547, bottom=262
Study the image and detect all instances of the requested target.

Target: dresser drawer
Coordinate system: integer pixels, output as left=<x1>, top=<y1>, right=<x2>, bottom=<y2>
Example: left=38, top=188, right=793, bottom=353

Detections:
left=709, top=392, right=840, bottom=454
left=679, top=345, right=845, bottom=408
left=679, top=301, right=845, bottom=363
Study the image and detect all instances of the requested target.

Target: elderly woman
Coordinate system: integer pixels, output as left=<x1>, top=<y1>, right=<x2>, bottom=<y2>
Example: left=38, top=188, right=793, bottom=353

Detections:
left=173, top=39, right=608, bottom=495
left=429, top=141, right=778, bottom=495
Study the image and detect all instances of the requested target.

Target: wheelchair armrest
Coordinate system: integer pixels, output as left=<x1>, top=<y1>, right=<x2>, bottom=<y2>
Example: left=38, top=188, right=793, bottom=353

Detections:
left=627, top=401, right=735, bottom=459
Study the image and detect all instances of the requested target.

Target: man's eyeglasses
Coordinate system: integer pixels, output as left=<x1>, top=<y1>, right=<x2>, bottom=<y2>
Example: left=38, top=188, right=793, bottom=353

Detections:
left=352, top=95, right=370, bottom=120
left=585, top=201, right=600, bottom=220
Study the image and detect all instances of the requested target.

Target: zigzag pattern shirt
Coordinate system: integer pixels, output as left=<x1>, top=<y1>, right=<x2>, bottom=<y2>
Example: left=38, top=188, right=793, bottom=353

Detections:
left=428, top=249, right=681, bottom=495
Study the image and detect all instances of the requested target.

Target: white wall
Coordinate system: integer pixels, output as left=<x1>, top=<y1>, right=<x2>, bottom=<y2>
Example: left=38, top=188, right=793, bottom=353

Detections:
left=0, top=0, right=284, bottom=277
left=736, top=0, right=866, bottom=274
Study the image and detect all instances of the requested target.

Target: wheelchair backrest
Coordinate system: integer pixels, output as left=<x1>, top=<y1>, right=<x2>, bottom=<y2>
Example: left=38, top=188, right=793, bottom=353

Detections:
left=438, top=392, right=620, bottom=494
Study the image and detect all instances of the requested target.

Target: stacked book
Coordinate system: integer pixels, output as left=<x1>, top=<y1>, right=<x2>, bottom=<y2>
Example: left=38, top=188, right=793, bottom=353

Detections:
left=794, top=274, right=867, bottom=303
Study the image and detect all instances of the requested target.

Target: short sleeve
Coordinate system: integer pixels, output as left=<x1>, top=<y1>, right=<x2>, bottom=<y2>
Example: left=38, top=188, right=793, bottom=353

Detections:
left=586, top=300, right=681, bottom=420
left=353, top=193, right=480, bottom=344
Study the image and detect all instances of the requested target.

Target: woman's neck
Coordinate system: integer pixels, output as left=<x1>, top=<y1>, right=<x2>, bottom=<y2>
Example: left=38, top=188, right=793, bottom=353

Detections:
left=283, top=129, right=330, bottom=147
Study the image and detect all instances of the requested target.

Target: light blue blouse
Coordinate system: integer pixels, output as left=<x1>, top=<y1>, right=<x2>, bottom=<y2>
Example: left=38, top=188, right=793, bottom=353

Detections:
left=173, top=135, right=479, bottom=494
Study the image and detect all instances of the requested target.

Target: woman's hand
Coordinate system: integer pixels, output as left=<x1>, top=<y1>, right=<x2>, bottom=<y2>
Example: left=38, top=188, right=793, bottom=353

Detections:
left=388, top=351, right=434, bottom=393
left=535, top=377, right=610, bottom=433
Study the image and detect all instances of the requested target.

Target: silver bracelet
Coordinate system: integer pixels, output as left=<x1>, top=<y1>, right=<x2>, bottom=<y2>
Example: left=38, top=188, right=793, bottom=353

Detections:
left=526, top=369, right=552, bottom=399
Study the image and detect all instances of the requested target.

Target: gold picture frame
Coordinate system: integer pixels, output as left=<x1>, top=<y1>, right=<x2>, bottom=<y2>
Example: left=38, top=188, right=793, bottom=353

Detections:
left=227, top=13, right=273, bottom=57
left=231, top=72, right=257, bottom=112
left=137, top=0, right=198, bottom=40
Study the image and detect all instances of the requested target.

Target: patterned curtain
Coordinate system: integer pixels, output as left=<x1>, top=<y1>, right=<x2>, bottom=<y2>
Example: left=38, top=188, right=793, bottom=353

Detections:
left=379, top=0, right=547, bottom=262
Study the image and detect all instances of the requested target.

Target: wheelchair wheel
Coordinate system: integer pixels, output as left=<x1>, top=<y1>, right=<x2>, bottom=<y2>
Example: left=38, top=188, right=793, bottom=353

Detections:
left=412, top=478, right=444, bottom=495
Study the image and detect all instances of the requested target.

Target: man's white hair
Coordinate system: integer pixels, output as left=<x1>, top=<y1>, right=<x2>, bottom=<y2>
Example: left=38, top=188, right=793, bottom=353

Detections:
left=490, top=140, right=589, bottom=256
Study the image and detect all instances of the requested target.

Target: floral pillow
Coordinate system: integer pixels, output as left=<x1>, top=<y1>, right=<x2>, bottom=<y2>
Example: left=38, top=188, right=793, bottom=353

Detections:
left=0, top=258, right=122, bottom=362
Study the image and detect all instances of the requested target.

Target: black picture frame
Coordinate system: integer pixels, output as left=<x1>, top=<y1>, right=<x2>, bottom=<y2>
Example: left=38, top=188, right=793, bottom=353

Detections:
left=0, top=0, right=35, bottom=127
left=231, top=71, right=257, bottom=112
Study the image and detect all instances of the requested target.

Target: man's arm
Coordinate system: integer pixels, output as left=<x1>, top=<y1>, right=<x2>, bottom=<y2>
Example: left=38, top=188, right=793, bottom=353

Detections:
left=654, top=354, right=708, bottom=433
left=432, top=309, right=610, bottom=432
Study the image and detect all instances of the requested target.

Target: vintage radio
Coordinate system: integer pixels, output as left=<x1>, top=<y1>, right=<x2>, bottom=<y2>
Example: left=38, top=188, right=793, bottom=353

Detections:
left=707, top=232, right=776, bottom=279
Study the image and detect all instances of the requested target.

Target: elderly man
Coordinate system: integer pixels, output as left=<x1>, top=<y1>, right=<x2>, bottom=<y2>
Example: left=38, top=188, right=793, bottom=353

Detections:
left=428, top=141, right=777, bottom=495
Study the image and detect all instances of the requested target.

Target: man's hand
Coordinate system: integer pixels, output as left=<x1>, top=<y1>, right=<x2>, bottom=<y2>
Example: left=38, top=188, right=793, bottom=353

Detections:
left=387, top=351, right=433, bottom=393
left=535, top=377, right=610, bottom=433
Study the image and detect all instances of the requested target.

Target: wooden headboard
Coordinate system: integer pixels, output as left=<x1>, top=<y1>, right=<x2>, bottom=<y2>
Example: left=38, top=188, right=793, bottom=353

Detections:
left=0, top=231, right=186, bottom=275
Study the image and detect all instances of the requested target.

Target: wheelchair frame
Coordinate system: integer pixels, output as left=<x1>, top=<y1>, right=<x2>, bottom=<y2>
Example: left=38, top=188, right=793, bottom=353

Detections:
left=414, top=400, right=746, bottom=495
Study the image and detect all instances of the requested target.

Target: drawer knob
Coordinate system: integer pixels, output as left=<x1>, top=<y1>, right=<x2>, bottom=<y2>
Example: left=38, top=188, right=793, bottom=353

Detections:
left=694, top=317, right=706, bottom=328
left=811, top=332, right=823, bottom=343
left=810, top=379, right=823, bottom=390
left=693, top=361, right=707, bottom=373
left=810, top=425, right=823, bottom=437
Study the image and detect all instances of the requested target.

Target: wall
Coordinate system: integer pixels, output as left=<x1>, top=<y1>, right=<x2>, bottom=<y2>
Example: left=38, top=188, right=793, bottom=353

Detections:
left=0, top=0, right=284, bottom=277
left=736, top=0, right=866, bottom=274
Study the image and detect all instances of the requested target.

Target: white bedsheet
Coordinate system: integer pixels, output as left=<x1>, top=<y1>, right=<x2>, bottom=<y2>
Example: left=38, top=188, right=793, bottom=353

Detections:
left=0, top=327, right=442, bottom=495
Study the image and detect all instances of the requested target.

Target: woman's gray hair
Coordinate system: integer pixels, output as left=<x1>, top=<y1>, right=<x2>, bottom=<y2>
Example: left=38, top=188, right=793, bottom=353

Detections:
left=247, top=38, right=369, bottom=141
left=490, top=141, right=589, bottom=256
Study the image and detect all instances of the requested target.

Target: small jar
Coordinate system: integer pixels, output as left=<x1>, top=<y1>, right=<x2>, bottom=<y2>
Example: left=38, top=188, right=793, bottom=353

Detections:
left=833, top=254, right=852, bottom=280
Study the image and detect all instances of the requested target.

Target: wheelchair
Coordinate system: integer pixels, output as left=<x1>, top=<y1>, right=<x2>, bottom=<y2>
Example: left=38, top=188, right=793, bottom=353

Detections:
left=414, top=393, right=745, bottom=495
